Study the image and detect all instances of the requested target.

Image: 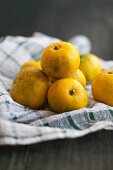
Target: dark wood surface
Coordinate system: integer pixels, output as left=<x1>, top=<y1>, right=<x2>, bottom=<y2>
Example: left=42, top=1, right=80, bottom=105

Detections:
left=0, top=130, right=113, bottom=170
left=0, top=0, right=113, bottom=60
left=0, top=0, right=113, bottom=170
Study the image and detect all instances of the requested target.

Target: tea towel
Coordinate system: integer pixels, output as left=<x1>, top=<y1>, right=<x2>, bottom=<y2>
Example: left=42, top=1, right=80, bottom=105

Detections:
left=0, top=33, right=113, bottom=145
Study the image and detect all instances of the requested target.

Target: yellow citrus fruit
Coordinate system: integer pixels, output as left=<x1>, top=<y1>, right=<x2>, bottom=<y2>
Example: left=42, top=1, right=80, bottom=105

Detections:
left=49, top=69, right=86, bottom=87
left=47, top=78, right=88, bottom=113
left=10, top=67, right=49, bottom=109
left=72, top=69, right=86, bottom=87
left=92, top=70, right=113, bottom=106
left=21, top=60, right=41, bottom=70
left=41, top=41, right=80, bottom=78
left=79, top=54, right=101, bottom=83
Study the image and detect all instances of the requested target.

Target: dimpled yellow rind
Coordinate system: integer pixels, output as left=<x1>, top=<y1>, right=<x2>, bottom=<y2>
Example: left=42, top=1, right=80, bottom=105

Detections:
left=71, top=69, right=86, bottom=87
left=92, top=70, right=113, bottom=106
left=10, top=67, right=49, bottom=109
left=80, top=54, right=102, bottom=83
left=21, top=60, right=41, bottom=70
left=41, top=42, right=80, bottom=79
left=47, top=78, right=88, bottom=113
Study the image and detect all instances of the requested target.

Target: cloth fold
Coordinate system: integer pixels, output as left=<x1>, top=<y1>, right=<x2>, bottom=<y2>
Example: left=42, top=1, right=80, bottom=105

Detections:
left=0, top=33, right=113, bottom=145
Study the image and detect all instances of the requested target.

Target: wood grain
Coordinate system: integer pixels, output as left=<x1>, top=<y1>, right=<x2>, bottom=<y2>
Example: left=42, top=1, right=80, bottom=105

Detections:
left=0, top=0, right=113, bottom=59
left=0, top=1, right=113, bottom=169
left=0, top=130, right=113, bottom=170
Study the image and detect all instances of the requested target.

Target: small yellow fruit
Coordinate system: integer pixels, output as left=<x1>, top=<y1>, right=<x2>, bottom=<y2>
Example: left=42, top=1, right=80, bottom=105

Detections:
left=21, top=60, right=41, bottom=70
left=72, top=69, right=86, bottom=87
left=41, top=41, right=80, bottom=78
left=79, top=54, right=101, bottom=83
left=10, top=67, right=49, bottom=109
left=47, top=78, right=88, bottom=113
left=49, top=69, right=86, bottom=87
left=92, top=70, right=113, bottom=106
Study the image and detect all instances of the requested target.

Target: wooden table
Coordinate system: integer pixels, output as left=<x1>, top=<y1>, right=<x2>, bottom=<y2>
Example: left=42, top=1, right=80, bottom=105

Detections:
left=0, top=0, right=113, bottom=60
left=0, top=1, right=113, bottom=169
left=0, top=130, right=113, bottom=170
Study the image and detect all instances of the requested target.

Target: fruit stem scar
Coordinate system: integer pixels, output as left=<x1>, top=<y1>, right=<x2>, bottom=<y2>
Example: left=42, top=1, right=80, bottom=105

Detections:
left=108, top=71, right=113, bottom=74
left=54, top=67, right=59, bottom=72
left=53, top=45, right=60, bottom=50
left=69, top=89, right=75, bottom=95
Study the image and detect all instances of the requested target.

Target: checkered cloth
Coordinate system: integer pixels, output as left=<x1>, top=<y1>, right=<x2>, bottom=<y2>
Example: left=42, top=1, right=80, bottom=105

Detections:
left=0, top=33, right=113, bottom=145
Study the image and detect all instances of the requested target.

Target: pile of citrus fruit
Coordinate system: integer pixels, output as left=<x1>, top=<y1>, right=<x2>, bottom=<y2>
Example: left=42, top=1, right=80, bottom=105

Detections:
left=11, top=41, right=113, bottom=113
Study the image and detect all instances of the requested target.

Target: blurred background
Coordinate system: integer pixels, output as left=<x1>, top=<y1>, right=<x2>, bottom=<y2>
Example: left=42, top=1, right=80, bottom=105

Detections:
left=0, top=0, right=113, bottom=60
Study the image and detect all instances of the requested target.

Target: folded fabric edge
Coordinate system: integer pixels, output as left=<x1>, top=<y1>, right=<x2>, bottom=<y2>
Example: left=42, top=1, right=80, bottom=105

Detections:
left=0, top=121, right=113, bottom=145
